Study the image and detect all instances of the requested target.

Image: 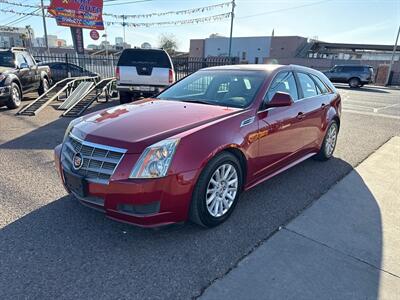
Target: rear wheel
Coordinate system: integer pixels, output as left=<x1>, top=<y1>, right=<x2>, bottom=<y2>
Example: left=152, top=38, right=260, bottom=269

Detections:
left=190, top=152, right=243, bottom=228
left=38, top=78, right=49, bottom=96
left=348, top=77, right=361, bottom=88
left=315, top=121, right=338, bottom=161
left=119, top=91, right=132, bottom=104
left=6, top=83, right=22, bottom=109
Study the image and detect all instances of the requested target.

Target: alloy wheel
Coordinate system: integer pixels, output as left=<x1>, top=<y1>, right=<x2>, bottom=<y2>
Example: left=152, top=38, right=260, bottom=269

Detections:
left=12, top=85, right=21, bottom=106
left=43, top=79, right=49, bottom=92
left=206, top=163, right=238, bottom=218
left=325, top=124, right=337, bottom=156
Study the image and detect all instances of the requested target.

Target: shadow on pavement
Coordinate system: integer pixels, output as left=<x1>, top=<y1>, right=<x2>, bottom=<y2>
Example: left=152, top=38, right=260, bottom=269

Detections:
left=0, top=100, right=116, bottom=150
left=0, top=157, right=383, bottom=299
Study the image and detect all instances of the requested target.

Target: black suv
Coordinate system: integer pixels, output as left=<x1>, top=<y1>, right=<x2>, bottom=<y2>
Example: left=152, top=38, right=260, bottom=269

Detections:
left=324, top=65, right=374, bottom=88
left=0, top=48, right=51, bottom=109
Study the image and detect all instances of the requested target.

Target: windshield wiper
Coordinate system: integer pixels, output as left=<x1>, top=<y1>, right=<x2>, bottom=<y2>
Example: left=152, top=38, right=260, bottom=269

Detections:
left=180, top=99, right=214, bottom=105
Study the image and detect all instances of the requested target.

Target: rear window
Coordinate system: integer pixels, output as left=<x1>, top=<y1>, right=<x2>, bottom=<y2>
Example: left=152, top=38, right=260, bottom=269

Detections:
left=117, top=49, right=172, bottom=68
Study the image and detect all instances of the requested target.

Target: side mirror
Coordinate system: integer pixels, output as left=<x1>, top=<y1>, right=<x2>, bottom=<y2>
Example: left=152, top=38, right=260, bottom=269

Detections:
left=265, top=92, right=293, bottom=109
left=19, top=63, right=29, bottom=69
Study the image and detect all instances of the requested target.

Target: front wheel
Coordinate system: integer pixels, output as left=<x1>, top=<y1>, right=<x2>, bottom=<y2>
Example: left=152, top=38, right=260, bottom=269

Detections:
left=190, top=152, right=243, bottom=228
left=315, top=121, right=339, bottom=161
left=6, top=83, right=22, bottom=109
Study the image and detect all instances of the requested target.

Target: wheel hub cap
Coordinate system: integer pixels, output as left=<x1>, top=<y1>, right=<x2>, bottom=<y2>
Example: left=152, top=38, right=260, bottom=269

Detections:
left=325, top=125, right=337, bottom=156
left=206, top=163, right=238, bottom=218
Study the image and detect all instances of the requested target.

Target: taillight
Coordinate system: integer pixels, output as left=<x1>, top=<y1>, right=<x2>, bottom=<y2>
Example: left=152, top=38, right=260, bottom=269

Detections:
left=116, top=66, right=120, bottom=80
left=169, top=69, right=175, bottom=84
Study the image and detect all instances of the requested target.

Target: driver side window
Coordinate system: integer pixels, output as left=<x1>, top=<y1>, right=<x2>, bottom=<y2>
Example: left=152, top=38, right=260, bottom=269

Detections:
left=264, top=72, right=298, bottom=102
left=16, top=54, right=27, bottom=68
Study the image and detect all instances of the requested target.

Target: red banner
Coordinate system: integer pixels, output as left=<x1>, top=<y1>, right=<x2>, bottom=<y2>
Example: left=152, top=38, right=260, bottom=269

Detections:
left=48, top=0, right=104, bottom=30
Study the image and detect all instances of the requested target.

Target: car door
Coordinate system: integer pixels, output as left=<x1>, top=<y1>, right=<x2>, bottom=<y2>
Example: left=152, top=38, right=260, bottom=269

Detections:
left=23, top=52, right=40, bottom=90
left=294, top=72, right=326, bottom=150
left=254, top=71, right=305, bottom=177
left=15, top=53, right=31, bottom=92
left=329, top=66, right=344, bottom=82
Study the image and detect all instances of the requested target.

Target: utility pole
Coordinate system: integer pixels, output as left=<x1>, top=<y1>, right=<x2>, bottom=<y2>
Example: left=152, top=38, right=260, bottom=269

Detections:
left=228, top=0, right=235, bottom=58
left=40, top=0, right=49, bottom=52
left=385, top=24, right=400, bottom=86
left=122, top=15, right=126, bottom=48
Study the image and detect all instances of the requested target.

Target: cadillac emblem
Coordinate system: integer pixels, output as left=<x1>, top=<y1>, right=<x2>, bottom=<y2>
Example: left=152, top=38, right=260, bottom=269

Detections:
left=72, top=153, right=83, bottom=170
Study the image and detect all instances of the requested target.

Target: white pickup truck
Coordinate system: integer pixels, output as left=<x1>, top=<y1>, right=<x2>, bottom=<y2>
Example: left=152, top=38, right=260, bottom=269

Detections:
left=116, top=48, right=175, bottom=104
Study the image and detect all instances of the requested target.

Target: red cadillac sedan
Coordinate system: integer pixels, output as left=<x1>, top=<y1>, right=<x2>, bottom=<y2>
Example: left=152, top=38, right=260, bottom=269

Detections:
left=54, top=64, right=341, bottom=228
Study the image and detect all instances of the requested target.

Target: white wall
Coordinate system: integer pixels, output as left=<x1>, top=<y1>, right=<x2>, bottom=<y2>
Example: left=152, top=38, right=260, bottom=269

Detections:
left=204, top=36, right=271, bottom=63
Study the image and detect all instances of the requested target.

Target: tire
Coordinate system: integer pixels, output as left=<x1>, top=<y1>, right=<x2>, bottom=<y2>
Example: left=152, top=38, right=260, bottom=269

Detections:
left=6, top=82, right=22, bottom=109
left=189, top=152, right=243, bottom=228
left=315, top=121, right=339, bottom=161
left=38, top=78, right=49, bottom=96
left=348, top=77, right=361, bottom=88
left=119, top=91, right=132, bottom=104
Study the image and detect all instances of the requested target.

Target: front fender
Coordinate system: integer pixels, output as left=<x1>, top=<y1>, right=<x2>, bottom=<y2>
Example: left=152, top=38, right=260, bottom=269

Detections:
left=170, top=110, right=255, bottom=186
left=3, top=74, right=22, bottom=92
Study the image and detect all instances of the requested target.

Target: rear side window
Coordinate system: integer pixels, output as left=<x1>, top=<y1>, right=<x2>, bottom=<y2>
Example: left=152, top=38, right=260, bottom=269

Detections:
left=297, top=73, right=318, bottom=98
left=117, top=49, right=172, bottom=68
left=343, top=66, right=364, bottom=72
left=265, top=72, right=298, bottom=102
left=310, top=74, right=329, bottom=94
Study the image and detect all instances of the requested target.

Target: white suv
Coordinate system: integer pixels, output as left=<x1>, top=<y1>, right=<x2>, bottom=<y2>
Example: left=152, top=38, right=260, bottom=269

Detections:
left=116, top=48, right=175, bottom=103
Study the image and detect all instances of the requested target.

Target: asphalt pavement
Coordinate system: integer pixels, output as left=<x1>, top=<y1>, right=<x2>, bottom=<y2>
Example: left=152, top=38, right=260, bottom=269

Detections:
left=0, top=86, right=399, bottom=299
left=201, top=137, right=400, bottom=299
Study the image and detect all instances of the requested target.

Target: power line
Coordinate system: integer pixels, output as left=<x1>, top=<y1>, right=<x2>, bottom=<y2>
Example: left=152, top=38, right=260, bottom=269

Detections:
left=4, top=8, right=40, bottom=26
left=104, top=0, right=152, bottom=6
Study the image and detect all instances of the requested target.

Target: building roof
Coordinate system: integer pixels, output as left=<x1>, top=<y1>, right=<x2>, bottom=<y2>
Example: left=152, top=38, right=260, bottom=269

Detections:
left=313, top=42, right=397, bottom=52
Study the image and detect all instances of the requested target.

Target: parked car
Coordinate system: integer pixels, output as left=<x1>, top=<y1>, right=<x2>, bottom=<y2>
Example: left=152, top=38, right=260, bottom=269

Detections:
left=54, top=64, right=341, bottom=228
left=116, top=48, right=175, bottom=104
left=323, top=64, right=374, bottom=88
left=38, top=62, right=98, bottom=83
left=0, top=47, right=51, bottom=109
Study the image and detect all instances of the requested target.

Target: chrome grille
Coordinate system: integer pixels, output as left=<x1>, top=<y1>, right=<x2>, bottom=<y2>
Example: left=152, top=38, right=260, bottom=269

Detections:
left=61, top=133, right=126, bottom=184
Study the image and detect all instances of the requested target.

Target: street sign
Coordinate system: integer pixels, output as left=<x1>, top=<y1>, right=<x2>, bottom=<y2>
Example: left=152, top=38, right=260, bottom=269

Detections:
left=90, top=30, right=100, bottom=40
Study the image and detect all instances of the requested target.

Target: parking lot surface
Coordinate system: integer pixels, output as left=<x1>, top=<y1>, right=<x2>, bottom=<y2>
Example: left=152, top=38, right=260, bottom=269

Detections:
left=0, top=87, right=399, bottom=299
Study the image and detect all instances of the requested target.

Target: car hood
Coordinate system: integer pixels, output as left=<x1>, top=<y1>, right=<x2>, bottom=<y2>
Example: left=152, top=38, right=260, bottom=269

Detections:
left=0, top=66, right=13, bottom=74
left=72, top=99, right=241, bottom=153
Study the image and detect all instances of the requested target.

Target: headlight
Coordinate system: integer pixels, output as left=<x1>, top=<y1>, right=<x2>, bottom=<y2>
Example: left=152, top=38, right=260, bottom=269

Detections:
left=130, top=139, right=180, bottom=179
left=63, top=117, right=83, bottom=142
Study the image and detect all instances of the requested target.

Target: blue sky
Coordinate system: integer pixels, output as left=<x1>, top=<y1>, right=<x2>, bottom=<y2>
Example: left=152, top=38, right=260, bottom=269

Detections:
left=1, top=0, right=399, bottom=50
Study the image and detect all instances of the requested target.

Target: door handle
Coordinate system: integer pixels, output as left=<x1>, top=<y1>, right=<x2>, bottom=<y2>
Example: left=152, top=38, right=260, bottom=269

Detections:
left=297, top=112, right=306, bottom=120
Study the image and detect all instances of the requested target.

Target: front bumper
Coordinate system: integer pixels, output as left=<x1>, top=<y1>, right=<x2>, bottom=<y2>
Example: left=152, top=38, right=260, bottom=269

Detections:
left=0, top=86, right=11, bottom=104
left=54, top=144, right=197, bottom=227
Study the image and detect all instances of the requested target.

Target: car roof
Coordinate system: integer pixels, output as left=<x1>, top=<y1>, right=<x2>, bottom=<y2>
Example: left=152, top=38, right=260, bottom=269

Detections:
left=334, top=64, right=372, bottom=67
left=202, top=64, right=323, bottom=75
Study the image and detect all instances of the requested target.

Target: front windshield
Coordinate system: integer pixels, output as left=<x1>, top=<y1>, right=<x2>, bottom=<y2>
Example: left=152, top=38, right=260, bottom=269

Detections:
left=157, top=70, right=265, bottom=108
left=0, top=52, right=15, bottom=68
